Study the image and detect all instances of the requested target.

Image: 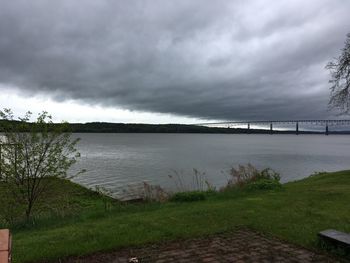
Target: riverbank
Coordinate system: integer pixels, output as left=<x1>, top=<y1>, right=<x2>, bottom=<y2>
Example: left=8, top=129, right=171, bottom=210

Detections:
left=3, top=170, right=350, bottom=262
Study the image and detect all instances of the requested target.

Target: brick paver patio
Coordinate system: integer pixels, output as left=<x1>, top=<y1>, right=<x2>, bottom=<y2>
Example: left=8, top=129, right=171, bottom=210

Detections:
left=62, top=228, right=337, bottom=263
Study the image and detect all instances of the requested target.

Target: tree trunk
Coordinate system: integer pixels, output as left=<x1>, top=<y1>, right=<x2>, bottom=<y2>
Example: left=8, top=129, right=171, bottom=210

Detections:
left=25, top=203, right=33, bottom=222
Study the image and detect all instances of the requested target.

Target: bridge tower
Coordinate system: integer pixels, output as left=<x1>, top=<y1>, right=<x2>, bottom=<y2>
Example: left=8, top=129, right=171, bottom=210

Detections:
left=296, top=122, right=299, bottom=135
left=270, top=123, right=273, bottom=134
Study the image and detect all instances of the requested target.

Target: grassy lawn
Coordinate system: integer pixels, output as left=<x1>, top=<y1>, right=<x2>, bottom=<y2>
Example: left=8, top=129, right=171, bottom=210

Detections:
left=2, top=171, right=350, bottom=262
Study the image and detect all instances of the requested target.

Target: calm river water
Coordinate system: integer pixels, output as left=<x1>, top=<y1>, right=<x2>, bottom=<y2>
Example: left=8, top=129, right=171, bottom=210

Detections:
left=71, top=133, right=350, bottom=195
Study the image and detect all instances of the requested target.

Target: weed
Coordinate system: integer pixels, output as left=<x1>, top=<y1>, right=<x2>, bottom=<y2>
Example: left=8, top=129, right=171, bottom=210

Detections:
left=94, top=186, right=115, bottom=211
left=142, top=182, right=169, bottom=202
left=168, top=168, right=214, bottom=192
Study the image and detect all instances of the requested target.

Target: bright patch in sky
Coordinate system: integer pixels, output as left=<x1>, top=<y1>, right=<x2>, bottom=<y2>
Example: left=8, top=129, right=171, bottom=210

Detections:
left=0, top=87, right=207, bottom=124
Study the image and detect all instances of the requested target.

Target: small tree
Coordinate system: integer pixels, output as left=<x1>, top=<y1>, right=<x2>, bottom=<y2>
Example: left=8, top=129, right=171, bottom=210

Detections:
left=326, top=33, right=350, bottom=113
left=0, top=109, right=81, bottom=221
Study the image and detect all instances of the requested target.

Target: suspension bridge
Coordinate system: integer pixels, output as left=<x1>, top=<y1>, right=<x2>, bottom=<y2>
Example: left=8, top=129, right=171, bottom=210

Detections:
left=194, top=120, right=350, bottom=135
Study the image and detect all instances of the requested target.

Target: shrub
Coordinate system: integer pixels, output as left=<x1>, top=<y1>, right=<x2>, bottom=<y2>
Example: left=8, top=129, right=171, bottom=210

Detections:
left=223, top=164, right=280, bottom=190
left=170, top=191, right=207, bottom=202
left=260, top=168, right=281, bottom=181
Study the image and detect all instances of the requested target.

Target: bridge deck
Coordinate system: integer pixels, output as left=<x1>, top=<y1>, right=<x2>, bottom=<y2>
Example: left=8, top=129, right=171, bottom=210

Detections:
left=195, top=120, right=350, bottom=126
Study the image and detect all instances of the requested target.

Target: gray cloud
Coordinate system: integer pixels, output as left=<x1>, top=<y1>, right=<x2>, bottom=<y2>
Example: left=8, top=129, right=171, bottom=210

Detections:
left=0, top=0, right=349, bottom=121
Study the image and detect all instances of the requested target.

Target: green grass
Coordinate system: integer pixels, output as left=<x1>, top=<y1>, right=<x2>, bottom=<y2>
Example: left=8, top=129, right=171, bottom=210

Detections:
left=0, top=178, right=107, bottom=226
left=169, top=190, right=209, bottom=202
left=3, top=171, right=350, bottom=262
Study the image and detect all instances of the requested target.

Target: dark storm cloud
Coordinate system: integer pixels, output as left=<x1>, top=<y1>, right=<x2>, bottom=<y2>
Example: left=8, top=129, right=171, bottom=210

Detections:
left=0, top=0, right=349, bottom=120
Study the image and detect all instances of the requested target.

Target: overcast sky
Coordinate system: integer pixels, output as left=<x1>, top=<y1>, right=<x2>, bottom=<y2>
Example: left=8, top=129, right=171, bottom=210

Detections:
left=0, top=0, right=349, bottom=123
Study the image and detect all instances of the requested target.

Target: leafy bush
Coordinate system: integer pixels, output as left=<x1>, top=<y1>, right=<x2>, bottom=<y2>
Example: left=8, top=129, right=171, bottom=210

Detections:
left=246, top=179, right=282, bottom=191
left=223, top=164, right=280, bottom=190
left=260, top=168, right=280, bottom=181
left=170, top=191, right=207, bottom=202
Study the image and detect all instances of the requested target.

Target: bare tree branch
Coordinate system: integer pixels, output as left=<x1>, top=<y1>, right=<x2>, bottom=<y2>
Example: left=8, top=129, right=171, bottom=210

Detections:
left=327, top=33, right=350, bottom=114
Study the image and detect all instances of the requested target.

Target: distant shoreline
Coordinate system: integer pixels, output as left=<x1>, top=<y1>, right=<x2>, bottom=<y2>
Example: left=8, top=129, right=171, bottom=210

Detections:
left=1, top=120, right=350, bottom=134
left=68, top=122, right=350, bottom=134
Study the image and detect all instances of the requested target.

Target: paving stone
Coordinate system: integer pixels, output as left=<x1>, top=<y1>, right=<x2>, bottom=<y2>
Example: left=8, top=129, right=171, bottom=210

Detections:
left=58, top=228, right=339, bottom=263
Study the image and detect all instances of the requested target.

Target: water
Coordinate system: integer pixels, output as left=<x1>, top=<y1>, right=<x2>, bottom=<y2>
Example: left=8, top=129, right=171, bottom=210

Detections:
left=71, top=133, right=350, bottom=195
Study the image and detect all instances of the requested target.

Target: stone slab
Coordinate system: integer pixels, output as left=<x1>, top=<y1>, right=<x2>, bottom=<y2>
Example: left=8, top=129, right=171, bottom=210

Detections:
left=318, top=229, right=350, bottom=247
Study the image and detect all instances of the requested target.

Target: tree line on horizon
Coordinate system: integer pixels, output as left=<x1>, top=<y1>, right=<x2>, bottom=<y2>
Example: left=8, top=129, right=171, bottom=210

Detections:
left=0, top=119, right=333, bottom=134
